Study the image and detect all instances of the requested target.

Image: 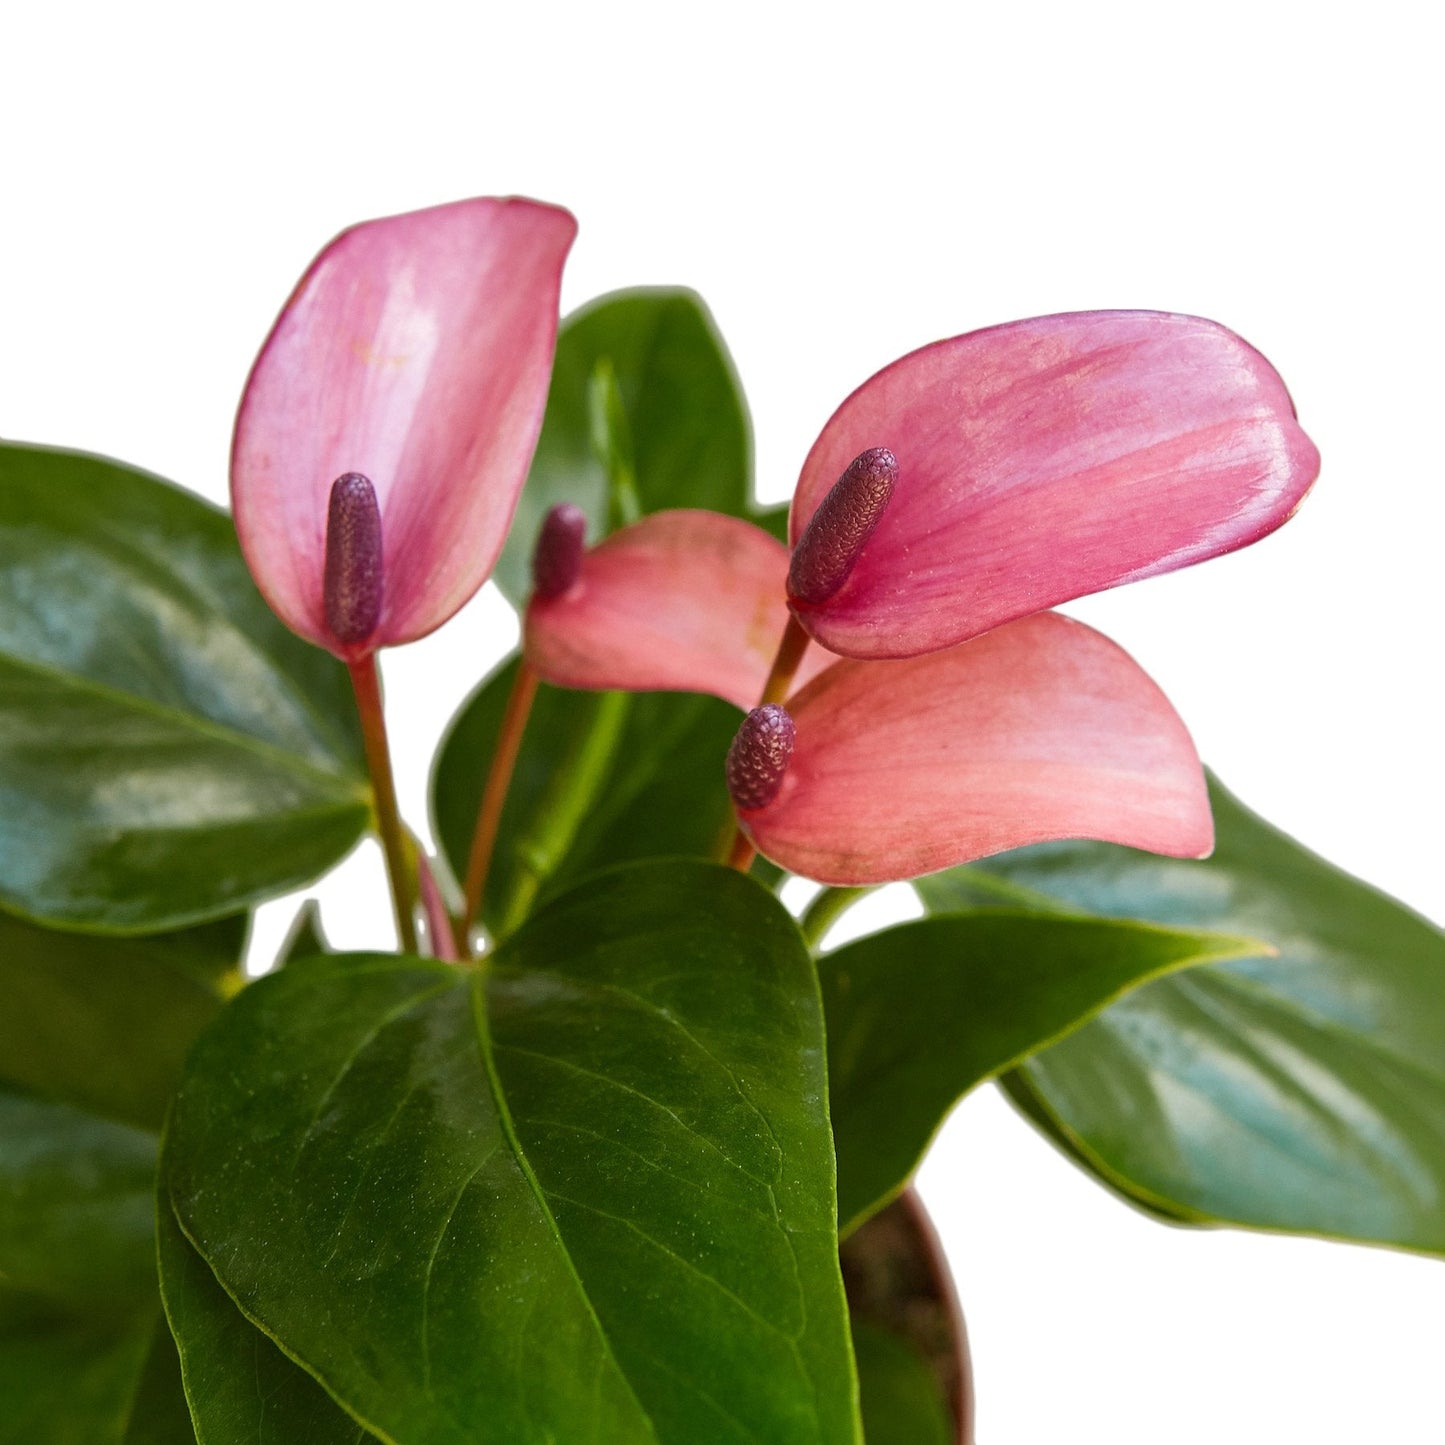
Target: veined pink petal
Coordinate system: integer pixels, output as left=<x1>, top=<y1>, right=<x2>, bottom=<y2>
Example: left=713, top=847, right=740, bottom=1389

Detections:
left=232, top=197, right=577, bottom=657
left=789, top=311, right=1320, bottom=658
left=739, top=612, right=1212, bottom=883
left=525, top=510, right=829, bottom=710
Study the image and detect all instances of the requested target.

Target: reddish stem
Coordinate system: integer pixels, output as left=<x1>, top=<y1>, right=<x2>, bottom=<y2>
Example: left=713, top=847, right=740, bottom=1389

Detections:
left=457, top=660, right=541, bottom=954
left=347, top=653, right=419, bottom=954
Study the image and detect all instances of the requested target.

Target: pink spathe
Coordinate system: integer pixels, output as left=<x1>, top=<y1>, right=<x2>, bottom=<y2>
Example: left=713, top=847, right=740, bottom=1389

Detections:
left=526, top=510, right=830, bottom=710
left=232, top=196, right=576, bottom=658
left=738, top=612, right=1212, bottom=884
left=789, top=311, right=1320, bottom=658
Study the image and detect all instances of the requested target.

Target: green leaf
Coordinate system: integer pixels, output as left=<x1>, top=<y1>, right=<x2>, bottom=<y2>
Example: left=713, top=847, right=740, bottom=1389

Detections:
left=493, top=288, right=759, bottom=603
left=0, top=1294, right=155, bottom=1445
left=0, top=910, right=240, bottom=1129
left=821, top=913, right=1258, bottom=1233
left=157, top=1201, right=373, bottom=1443
left=0, top=442, right=369, bottom=932
left=850, top=1323, right=953, bottom=1445
left=433, top=657, right=744, bottom=937
left=164, top=862, right=860, bottom=1444
left=118, top=1315, right=200, bottom=1445
left=278, top=898, right=330, bottom=967
left=921, top=774, right=1445, bottom=1254
left=0, top=1088, right=157, bottom=1314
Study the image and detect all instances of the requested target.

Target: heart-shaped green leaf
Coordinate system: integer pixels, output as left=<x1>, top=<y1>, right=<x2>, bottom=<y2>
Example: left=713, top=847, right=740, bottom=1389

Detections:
left=0, top=442, right=369, bottom=932
left=163, top=862, right=861, bottom=1443
left=821, top=913, right=1257, bottom=1234
left=918, top=775, right=1445, bottom=1253
left=493, top=289, right=764, bottom=603
left=433, top=658, right=746, bottom=937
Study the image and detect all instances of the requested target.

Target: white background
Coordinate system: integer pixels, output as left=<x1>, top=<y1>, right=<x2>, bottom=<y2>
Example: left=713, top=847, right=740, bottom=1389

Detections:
left=3, top=1, right=1440, bottom=1438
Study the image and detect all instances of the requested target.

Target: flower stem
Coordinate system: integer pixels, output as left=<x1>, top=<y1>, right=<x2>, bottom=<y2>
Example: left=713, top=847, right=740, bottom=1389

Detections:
left=759, top=612, right=812, bottom=706
left=347, top=653, right=418, bottom=954
left=799, top=885, right=873, bottom=951
left=458, top=659, right=540, bottom=954
left=723, top=829, right=757, bottom=872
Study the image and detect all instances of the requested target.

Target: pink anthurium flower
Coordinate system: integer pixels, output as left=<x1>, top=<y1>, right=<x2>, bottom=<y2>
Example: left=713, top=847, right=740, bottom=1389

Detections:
left=788, top=310, right=1320, bottom=659
left=232, top=196, right=577, bottom=660
left=726, top=613, right=1213, bottom=883
left=524, top=309, right=1318, bottom=701
left=526, top=509, right=830, bottom=709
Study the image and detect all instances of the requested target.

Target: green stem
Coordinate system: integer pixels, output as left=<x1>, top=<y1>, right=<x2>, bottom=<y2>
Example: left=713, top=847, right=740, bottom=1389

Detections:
left=799, top=885, right=873, bottom=950
left=458, top=659, right=541, bottom=955
left=347, top=653, right=418, bottom=954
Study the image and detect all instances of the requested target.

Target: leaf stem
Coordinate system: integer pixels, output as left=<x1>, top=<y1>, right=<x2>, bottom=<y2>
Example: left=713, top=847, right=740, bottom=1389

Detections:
left=799, top=885, right=874, bottom=951
left=458, top=659, right=541, bottom=954
left=347, top=653, right=418, bottom=954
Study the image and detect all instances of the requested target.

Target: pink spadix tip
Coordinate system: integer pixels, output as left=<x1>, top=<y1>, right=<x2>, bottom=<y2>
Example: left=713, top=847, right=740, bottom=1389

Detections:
left=323, top=472, right=383, bottom=646
left=726, top=703, right=796, bottom=812
left=532, top=503, right=587, bottom=598
left=787, top=446, right=897, bottom=607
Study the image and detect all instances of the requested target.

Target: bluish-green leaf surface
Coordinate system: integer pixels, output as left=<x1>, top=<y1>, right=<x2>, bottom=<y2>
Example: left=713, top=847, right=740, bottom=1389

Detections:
left=0, top=442, right=368, bottom=931
left=493, top=289, right=763, bottom=603
left=163, top=862, right=861, bottom=1444
left=433, top=658, right=746, bottom=938
left=918, top=775, right=1445, bottom=1253
left=821, top=914, right=1256, bottom=1235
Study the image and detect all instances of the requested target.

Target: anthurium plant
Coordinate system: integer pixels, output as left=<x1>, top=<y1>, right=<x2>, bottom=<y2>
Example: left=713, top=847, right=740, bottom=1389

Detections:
left=2, top=196, right=1439, bottom=1444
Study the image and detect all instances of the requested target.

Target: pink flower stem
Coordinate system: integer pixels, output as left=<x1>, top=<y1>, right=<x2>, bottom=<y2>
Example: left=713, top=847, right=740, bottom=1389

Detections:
left=347, top=654, right=419, bottom=954
left=758, top=613, right=812, bottom=706
left=458, top=660, right=541, bottom=954
left=721, top=613, right=812, bottom=871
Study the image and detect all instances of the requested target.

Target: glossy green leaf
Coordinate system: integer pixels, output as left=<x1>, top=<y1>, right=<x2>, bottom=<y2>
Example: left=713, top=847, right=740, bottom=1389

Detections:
left=433, top=657, right=746, bottom=937
left=493, top=289, right=760, bottom=603
left=0, top=910, right=240, bottom=1129
left=164, top=862, right=861, bottom=1444
left=0, top=442, right=369, bottom=932
left=157, top=1201, right=373, bottom=1443
left=920, top=775, right=1445, bottom=1253
left=0, top=1088, right=157, bottom=1313
left=821, top=914, right=1258, bottom=1234
left=0, top=1294, right=155, bottom=1445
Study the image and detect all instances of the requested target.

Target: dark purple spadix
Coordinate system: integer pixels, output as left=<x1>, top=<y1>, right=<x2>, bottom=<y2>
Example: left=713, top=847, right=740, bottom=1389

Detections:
left=323, top=472, right=383, bottom=646
left=532, top=503, right=588, bottom=599
left=787, top=446, right=898, bottom=607
left=726, top=703, right=796, bottom=812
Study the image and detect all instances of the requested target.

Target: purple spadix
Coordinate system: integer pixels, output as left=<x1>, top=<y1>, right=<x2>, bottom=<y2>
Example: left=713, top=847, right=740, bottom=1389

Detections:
left=532, top=502, right=587, bottom=598
left=726, top=703, right=796, bottom=812
left=787, top=446, right=897, bottom=607
left=323, top=472, right=383, bottom=646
